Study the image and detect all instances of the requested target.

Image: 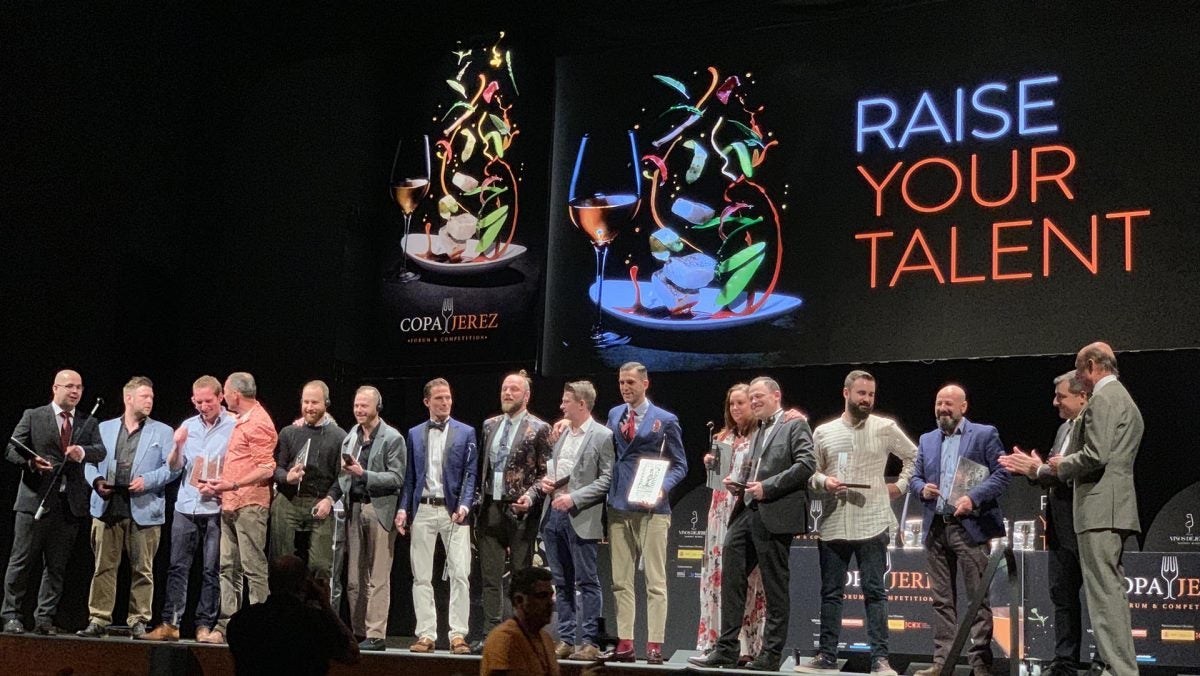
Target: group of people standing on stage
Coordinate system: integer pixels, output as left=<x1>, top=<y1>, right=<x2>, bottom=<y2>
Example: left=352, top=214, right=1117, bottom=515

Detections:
left=690, top=341, right=1141, bottom=676
left=2, top=340, right=1142, bottom=676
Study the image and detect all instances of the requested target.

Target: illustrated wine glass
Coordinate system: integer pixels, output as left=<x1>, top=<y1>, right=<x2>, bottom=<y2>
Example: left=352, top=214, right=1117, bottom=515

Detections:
left=386, top=134, right=432, bottom=283
left=567, top=130, right=642, bottom=348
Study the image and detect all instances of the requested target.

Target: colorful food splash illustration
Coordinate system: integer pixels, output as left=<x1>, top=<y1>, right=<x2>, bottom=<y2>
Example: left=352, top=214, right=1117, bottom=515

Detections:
left=425, top=33, right=521, bottom=263
left=631, top=66, right=784, bottom=319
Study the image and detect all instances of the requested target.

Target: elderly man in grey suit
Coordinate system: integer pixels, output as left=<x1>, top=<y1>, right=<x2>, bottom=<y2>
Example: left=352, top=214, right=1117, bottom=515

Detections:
left=690, top=376, right=816, bottom=672
left=1048, top=342, right=1142, bottom=676
left=526, top=380, right=614, bottom=662
left=335, top=385, right=406, bottom=652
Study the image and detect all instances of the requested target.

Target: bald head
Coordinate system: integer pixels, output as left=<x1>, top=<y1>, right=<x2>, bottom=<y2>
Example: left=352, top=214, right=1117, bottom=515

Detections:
left=52, top=370, right=84, bottom=411
left=934, top=384, right=968, bottom=434
left=1075, top=341, right=1118, bottom=389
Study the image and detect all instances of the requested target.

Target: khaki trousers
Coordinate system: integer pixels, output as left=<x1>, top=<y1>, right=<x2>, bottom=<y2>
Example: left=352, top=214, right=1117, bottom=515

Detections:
left=347, top=502, right=396, bottom=640
left=609, top=509, right=670, bottom=642
left=86, top=518, right=160, bottom=626
left=1078, top=528, right=1137, bottom=675
left=410, top=503, right=471, bottom=641
left=216, top=505, right=269, bottom=634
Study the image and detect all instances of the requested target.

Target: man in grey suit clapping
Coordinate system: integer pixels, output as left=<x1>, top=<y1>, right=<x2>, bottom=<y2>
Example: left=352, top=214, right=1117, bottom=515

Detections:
left=1048, top=342, right=1142, bottom=676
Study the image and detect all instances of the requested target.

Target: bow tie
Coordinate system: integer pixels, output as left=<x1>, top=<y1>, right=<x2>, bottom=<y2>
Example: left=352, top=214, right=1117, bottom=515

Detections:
left=428, top=419, right=447, bottom=432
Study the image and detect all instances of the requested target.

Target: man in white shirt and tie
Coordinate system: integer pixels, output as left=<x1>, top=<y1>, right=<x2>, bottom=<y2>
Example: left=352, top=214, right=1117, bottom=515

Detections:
left=398, top=378, right=478, bottom=655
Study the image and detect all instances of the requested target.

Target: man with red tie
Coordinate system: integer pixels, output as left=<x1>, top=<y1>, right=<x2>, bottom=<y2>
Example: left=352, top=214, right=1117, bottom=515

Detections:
left=597, top=362, right=687, bottom=665
left=3, top=370, right=106, bottom=635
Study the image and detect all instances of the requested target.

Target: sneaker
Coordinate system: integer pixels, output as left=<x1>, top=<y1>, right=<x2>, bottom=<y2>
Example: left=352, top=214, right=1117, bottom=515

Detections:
left=795, top=653, right=840, bottom=673
left=128, top=622, right=147, bottom=638
left=872, top=657, right=899, bottom=675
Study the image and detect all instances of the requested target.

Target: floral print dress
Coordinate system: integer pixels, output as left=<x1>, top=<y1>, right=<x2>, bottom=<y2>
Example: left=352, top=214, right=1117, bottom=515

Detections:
left=696, top=431, right=766, bottom=655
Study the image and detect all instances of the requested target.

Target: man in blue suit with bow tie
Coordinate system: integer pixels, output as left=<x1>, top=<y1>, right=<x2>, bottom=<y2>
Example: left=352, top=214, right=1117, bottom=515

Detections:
left=398, top=378, right=478, bottom=655
left=909, top=385, right=1010, bottom=676
left=597, top=362, right=687, bottom=666
left=78, top=376, right=178, bottom=638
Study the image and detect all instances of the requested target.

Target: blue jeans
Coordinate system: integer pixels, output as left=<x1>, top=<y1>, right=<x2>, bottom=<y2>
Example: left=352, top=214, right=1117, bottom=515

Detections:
left=541, top=508, right=602, bottom=645
left=162, top=512, right=220, bottom=629
left=818, top=532, right=890, bottom=662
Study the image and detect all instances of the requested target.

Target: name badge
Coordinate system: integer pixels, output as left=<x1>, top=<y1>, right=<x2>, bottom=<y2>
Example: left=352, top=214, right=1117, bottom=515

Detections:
left=493, top=470, right=505, bottom=500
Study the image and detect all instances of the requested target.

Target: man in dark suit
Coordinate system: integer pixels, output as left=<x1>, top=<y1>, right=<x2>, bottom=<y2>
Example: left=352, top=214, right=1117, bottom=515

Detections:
left=689, top=376, right=815, bottom=672
left=598, top=362, right=687, bottom=665
left=1048, top=343, right=1141, bottom=676
left=909, top=385, right=1010, bottom=676
left=335, top=386, right=405, bottom=652
left=533, top=379, right=614, bottom=662
left=1000, top=370, right=1088, bottom=675
left=397, top=377, right=478, bottom=655
left=475, top=370, right=552, bottom=645
left=3, top=369, right=106, bottom=634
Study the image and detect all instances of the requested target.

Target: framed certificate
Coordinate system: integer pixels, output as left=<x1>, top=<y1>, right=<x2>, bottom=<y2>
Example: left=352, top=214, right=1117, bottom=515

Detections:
left=628, top=458, right=670, bottom=506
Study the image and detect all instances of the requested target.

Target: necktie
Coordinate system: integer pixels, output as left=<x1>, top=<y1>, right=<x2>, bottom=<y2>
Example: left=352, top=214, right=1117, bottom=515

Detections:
left=495, top=418, right=513, bottom=467
left=429, top=419, right=447, bottom=432
left=60, top=411, right=73, bottom=451
left=622, top=408, right=637, bottom=441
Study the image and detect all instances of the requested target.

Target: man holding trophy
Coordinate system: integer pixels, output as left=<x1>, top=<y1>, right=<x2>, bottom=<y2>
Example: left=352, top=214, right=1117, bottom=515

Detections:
left=909, top=385, right=1010, bottom=676
left=598, top=362, right=687, bottom=665
left=689, top=376, right=814, bottom=672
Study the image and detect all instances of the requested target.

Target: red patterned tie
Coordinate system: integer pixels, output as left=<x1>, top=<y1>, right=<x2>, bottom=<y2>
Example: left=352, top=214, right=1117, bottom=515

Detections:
left=622, top=409, right=637, bottom=441
left=60, top=411, right=73, bottom=451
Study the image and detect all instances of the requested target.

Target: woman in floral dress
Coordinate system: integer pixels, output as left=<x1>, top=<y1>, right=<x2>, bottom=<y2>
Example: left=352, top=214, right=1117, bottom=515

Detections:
left=696, top=383, right=765, bottom=663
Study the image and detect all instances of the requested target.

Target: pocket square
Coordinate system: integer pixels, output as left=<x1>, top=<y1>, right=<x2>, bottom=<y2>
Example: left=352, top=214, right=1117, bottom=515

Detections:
left=652, top=419, right=662, bottom=434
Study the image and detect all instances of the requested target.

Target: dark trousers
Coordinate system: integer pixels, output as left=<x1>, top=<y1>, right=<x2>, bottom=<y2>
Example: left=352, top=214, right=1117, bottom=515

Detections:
left=541, top=508, right=602, bottom=646
left=818, top=532, right=890, bottom=661
left=717, top=506, right=792, bottom=661
left=927, top=518, right=993, bottom=668
left=1048, top=541, right=1084, bottom=668
left=161, top=511, right=220, bottom=629
left=477, top=498, right=538, bottom=632
left=2, top=494, right=82, bottom=627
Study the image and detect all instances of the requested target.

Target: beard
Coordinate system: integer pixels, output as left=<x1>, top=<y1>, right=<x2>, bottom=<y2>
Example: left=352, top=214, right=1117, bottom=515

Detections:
left=501, top=399, right=523, bottom=415
left=845, top=401, right=872, bottom=421
left=937, top=413, right=960, bottom=434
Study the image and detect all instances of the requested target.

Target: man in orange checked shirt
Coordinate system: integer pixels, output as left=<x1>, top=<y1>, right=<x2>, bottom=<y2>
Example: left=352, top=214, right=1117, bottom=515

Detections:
left=202, top=372, right=277, bottom=645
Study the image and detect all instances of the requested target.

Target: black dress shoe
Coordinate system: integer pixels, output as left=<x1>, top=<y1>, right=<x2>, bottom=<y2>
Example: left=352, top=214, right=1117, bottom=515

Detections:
left=597, top=646, right=636, bottom=663
left=3, top=619, right=25, bottom=634
left=34, top=624, right=60, bottom=636
left=646, top=648, right=664, bottom=665
left=359, top=637, right=387, bottom=651
left=688, top=652, right=738, bottom=668
left=470, top=640, right=486, bottom=655
left=76, top=622, right=105, bottom=638
left=746, top=654, right=783, bottom=671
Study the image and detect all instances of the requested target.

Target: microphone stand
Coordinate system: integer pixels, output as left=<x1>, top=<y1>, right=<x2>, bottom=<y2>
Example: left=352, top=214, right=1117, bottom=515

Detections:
left=35, top=397, right=102, bottom=521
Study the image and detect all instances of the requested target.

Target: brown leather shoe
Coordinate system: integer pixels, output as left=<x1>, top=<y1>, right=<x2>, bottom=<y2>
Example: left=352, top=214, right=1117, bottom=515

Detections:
left=569, top=644, right=600, bottom=661
left=450, top=636, right=471, bottom=655
left=913, top=666, right=942, bottom=676
left=137, top=623, right=179, bottom=642
left=555, top=641, right=575, bottom=659
left=194, top=626, right=212, bottom=642
left=409, top=636, right=436, bottom=653
left=197, top=629, right=225, bottom=644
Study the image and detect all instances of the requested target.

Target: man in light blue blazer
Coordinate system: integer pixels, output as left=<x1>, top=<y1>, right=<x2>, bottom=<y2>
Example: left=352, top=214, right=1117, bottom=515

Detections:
left=909, top=384, right=1010, bottom=676
left=598, top=362, right=687, bottom=666
left=78, top=377, right=179, bottom=638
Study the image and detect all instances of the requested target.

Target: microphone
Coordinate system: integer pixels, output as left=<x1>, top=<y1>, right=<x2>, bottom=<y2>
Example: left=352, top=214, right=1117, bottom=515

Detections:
left=704, top=420, right=717, bottom=472
left=35, top=396, right=104, bottom=520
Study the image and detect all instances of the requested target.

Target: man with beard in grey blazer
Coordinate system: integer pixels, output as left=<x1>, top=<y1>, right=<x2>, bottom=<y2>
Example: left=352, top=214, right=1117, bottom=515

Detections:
left=1049, top=342, right=1142, bottom=676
